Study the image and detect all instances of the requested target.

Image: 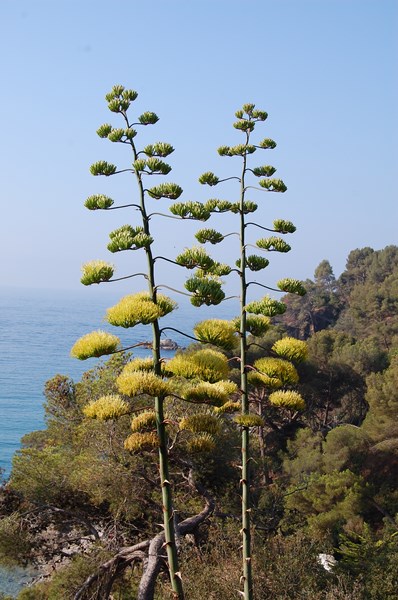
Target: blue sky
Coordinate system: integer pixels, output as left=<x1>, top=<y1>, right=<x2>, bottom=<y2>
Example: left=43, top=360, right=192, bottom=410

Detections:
left=0, top=0, right=397, bottom=297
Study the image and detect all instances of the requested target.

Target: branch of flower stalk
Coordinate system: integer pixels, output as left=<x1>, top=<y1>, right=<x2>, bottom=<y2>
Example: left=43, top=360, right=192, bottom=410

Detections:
left=148, top=212, right=187, bottom=220
left=168, top=391, right=217, bottom=406
left=245, top=244, right=282, bottom=252
left=154, top=284, right=192, bottom=298
left=168, top=429, right=182, bottom=452
left=113, top=168, right=135, bottom=175
left=246, top=281, right=282, bottom=293
left=247, top=342, right=271, bottom=353
left=228, top=357, right=257, bottom=372
left=160, top=326, right=200, bottom=343
left=156, top=282, right=239, bottom=302
left=104, top=273, right=148, bottom=283
left=244, top=185, right=284, bottom=193
left=213, top=176, right=241, bottom=184
left=104, top=342, right=150, bottom=355
left=153, top=256, right=180, bottom=267
left=106, top=203, right=142, bottom=211
left=221, top=232, right=240, bottom=239
left=245, top=222, right=281, bottom=232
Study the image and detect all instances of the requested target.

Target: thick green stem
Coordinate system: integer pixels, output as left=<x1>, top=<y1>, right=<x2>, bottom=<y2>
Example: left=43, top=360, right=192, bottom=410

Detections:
left=154, top=395, right=184, bottom=599
left=152, top=319, right=184, bottom=599
left=240, top=142, right=253, bottom=600
left=129, top=129, right=184, bottom=599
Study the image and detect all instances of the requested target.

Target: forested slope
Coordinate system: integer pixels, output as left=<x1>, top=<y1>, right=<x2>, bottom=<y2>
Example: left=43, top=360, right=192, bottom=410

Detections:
left=1, top=245, right=397, bottom=600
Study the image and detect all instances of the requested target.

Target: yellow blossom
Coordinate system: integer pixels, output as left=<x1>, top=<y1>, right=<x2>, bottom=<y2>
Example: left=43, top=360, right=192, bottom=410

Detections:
left=167, top=349, right=229, bottom=383
left=117, top=369, right=171, bottom=398
left=194, top=319, right=237, bottom=351
left=106, top=292, right=176, bottom=328
left=272, top=337, right=308, bottom=363
left=124, top=432, right=158, bottom=452
left=70, top=330, right=120, bottom=360
left=187, top=433, right=216, bottom=454
left=179, top=414, right=221, bottom=435
left=253, top=357, right=299, bottom=387
left=269, top=390, right=305, bottom=410
left=83, top=395, right=130, bottom=420
left=130, top=411, right=157, bottom=432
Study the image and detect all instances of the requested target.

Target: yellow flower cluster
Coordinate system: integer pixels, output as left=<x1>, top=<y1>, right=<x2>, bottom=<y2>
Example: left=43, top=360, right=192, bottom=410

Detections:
left=234, top=414, right=265, bottom=428
left=186, top=433, right=216, bottom=454
left=179, top=414, right=221, bottom=435
left=124, top=357, right=155, bottom=371
left=253, top=357, right=299, bottom=386
left=194, top=319, right=237, bottom=351
left=183, top=380, right=237, bottom=406
left=124, top=431, right=158, bottom=452
left=272, top=337, right=308, bottom=363
left=167, top=349, right=229, bottom=383
left=70, top=330, right=120, bottom=360
left=80, top=260, right=114, bottom=285
left=117, top=368, right=171, bottom=398
left=83, top=395, right=130, bottom=420
left=245, top=296, right=286, bottom=317
left=130, top=411, right=157, bottom=432
left=248, top=315, right=270, bottom=336
left=106, top=292, right=177, bottom=328
left=248, top=371, right=282, bottom=390
left=214, top=400, right=241, bottom=414
left=269, top=390, right=305, bottom=410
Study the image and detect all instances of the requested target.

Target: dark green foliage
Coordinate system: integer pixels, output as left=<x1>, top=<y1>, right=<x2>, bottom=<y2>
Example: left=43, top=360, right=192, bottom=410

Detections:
left=16, top=548, right=124, bottom=600
left=277, top=259, right=341, bottom=338
left=284, top=469, right=366, bottom=539
left=337, top=526, right=398, bottom=600
left=279, top=246, right=398, bottom=349
left=0, top=513, right=32, bottom=566
left=362, top=357, right=398, bottom=442
left=11, top=447, right=79, bottom=506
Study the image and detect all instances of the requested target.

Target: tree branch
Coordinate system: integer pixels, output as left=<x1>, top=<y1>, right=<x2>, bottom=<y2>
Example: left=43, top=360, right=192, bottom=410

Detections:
left=73, top=469, right=215, bottom=600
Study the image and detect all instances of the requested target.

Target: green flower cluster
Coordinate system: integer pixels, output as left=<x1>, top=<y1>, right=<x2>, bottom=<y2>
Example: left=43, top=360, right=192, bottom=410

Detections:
left=81, top=260, right=114, bottom=285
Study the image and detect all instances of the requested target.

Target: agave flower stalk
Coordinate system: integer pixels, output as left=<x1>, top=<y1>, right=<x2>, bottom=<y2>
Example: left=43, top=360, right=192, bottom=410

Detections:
left=193, top=104, right=306, bottom=600
left=74, top=85, right=184, bottom=599
left=238, top=132, right=253, bottom=599
left=128, top=117, right=184, bottom=600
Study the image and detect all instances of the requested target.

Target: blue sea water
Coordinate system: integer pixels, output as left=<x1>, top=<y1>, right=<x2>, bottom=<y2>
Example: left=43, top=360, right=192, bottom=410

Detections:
left=0, top=286, right=237, bottom=597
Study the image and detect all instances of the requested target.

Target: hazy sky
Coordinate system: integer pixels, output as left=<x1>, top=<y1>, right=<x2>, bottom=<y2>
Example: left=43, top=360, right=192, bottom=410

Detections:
left=1, top=0, right=397, bottom=296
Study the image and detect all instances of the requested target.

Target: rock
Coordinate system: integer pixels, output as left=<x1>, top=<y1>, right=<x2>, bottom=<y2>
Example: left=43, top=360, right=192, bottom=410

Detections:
left=317, top=553, right=337, bottom=571
left=142, top=338, right=179, bottom=350
left=160, top=338, right=179, bottom=350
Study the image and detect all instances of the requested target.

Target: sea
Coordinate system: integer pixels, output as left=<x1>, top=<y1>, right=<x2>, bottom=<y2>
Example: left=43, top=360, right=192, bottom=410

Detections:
left=0, top=286, right=237, bottom=596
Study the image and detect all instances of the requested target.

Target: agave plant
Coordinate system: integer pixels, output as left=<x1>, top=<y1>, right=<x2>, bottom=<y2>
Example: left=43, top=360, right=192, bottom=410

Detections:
left=171, top=103, right=307, bottom=600
left=71, top=85, right=186, bottom=599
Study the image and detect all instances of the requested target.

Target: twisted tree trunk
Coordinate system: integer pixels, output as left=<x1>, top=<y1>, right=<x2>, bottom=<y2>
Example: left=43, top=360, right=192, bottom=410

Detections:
left=74, top=471, right=215, bottom=600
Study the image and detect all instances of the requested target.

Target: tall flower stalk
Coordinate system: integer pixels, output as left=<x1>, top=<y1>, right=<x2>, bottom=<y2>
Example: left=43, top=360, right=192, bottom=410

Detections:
left=72, top=85, right=184, bottom=599
left=181, top=104, right=306, bottom=599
